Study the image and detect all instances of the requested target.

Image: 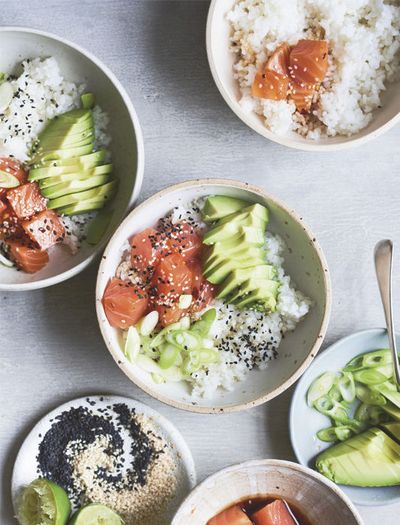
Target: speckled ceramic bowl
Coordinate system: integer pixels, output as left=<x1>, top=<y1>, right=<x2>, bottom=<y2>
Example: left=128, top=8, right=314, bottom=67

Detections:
left=0, top=27, right=144, bottom=290
left=206, top=0, right=400, bottom=151
left=96, top=179, right=331, bottom=413
left=171, top=460, right=363, bottom=525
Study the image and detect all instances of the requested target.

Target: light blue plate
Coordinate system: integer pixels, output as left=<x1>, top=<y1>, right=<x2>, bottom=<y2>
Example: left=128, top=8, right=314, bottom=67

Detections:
left=290, top=328, right=400, bottom=506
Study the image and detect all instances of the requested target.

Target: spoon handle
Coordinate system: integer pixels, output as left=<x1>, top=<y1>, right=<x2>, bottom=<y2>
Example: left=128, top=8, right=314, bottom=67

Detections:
left=374, top=239, right=400, bottom=385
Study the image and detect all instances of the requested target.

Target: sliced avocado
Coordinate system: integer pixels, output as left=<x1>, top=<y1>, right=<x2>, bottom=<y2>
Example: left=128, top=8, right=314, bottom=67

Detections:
left=48, top=180, right=117, bottom=210
left=81, top=92, right=95, bottom=110
left=86, top=208, right=112, bottom=244
left=218, top=203, right=269, bottom=226
left=207, top=227, right=265, bottom=259
left=39, top=165, right=113, bottom=188
left=229, top=278, right=280, bottom=304
left=38, top=129, right=95, bottom=151
left=316, top=427, right=400, bottom=487
left=234, top=288, right=277, bottom=311
left=204, top=256, right=267, bottom=284
left=31, top=143, right=95, bottom=164
left=217, top=265, right=276, bottom=299
left=31, top=150, right=106, bottom=171
left=41, top=174, right=109, bottom=199
left=203, top=195, right=249, bottom=222
left=203, top=214, right=267, bottom=245
left=204, top=246, right=266, bottom=276
left=58, top=198, right=109, bottom=216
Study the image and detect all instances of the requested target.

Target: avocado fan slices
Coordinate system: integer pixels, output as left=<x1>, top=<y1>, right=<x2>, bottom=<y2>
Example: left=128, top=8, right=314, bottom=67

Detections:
left=201, top=195, right=280, bottom=312
left=29, top=93, right=116, bottom=215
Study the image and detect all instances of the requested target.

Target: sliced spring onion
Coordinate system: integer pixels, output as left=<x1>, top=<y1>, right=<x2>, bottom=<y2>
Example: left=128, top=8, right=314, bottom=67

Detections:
left=328, top=385, right=342, bottom=403
left=178, top=294, right=192, bottom=309
left=136, top=355, right=183, bottom=382
left=202, top=338, right=214, bottom=349
left=137, top=311, right=159, bottom=336
left=151, top=373, right=165, bottom=384
left=139, top=335, right=160, bottom=358
left=355, top=403, right=388, bottom=425
left=0, top=169, right=19, bottom=189
left=362, top=349, right=392, bottom=368
left=0, top=251, right=14, bottom=268
left=159, top=344, right=180, bottom=369
left=166, top=330, right=200, bottom=351
left=371, top=380, right=397, bottom=393
left=355, top=384, right=386, bottom=406
left=343, top=355, right=365, bottom=372
left=317, top=426, right=354, bottom=443
left=338, top=372, right=356, bottom=403
left=180, top=316, right=191, bottom=330
left=183, top=352, right=201, bottom=375
left=307, top=372, right=337, bottom=407
left=150, top=321, right=182, bottom=348
left=199, top=348, right=220, bottom=364
left=314, top=396, right=349, bottom=423
left=0, top=81, right=13, bottom=112
left=124, top=326, right=140, bottom=362
left=191, top=308, right=217, bottom=336
left=376, top=386, right=400, bottom=409
left=353, top=368, right=389, bottom=385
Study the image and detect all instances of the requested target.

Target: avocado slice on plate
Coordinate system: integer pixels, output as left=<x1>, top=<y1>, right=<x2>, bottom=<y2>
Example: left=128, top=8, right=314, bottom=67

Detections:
left=316, top=427, right=400, bottom=487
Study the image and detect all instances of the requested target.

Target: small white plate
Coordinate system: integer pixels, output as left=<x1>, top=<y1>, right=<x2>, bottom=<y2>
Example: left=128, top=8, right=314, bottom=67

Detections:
left=12, top=395, right=196, bottom=519
left=290, top=328, right=400, bottom=506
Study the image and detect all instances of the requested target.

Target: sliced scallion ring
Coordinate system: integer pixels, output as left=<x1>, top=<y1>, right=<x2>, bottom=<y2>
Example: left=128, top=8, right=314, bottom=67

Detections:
left=159, top=344, right=180, bottom=369
left=124, top=326, right=141, bottom=362
left=355, top=384, right=387, bottom=406
left=137, top=311, right=159, bottom=336
left=307, top=372, right=337, bottom=407
left=338, top=372, right=356, bottom=403
left=317, top=426, right=354, bottom=443
left=353, top=368, right=388, bottom=385
left=178, top=294, right=192, bottom=309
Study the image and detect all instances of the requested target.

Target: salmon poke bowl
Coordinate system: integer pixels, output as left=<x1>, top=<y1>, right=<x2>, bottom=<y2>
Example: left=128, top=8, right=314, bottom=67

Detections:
left=0, top=27, right=144, bottom=290
left=207, top=0, right=400, bottom=150
left=171, top=459, right=363, bottom=525
left=96, top=179, right=331, bottom=413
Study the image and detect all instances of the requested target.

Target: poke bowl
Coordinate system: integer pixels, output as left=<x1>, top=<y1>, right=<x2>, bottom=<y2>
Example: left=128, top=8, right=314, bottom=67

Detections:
left=0, top=27, right=144, bottom=290
left=206, top=0, right=400, bottom=151
left=171, top=459, right=363, bottom=525
left=96, top=179, right=331, bottom=413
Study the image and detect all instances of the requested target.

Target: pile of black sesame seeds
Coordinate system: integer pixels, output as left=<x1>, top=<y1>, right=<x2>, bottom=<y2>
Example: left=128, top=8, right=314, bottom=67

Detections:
left=36, top=400, right=166, bottom=508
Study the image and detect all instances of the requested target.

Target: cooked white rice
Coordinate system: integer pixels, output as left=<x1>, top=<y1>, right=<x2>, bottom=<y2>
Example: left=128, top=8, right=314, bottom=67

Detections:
left=116, top=203, right=311, bottom=399
left=228, top=0, right=400, bottom=138
left=0, top=57, right=111, bottom=252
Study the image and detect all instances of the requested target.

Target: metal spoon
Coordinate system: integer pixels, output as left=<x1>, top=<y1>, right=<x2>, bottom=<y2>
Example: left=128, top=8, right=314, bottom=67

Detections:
left=374, top=239, right=400, bottom=385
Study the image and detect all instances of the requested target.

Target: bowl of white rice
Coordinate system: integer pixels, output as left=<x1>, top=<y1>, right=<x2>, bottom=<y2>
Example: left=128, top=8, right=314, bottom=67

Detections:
left=0, top=27, right=144, bottom=290
left=96, top=179, right=331, bottom=413
left=207, top=0, right=400, bottom=151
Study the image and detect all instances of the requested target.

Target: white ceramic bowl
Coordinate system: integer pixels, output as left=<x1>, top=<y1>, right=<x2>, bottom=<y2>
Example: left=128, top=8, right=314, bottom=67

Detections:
left=0, top=27, right=144, bottom=290
left=206, top=0, right=400, bottom=151
left=96, top=179, right=331, bottom=413
left=171, top=459, right=363, bottom=525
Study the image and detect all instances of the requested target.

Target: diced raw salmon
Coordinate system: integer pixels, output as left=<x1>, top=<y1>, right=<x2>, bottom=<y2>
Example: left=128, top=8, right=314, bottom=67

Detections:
left=164, top=221, right=203, bottom=261
left=6, top=239, right=49, bottom=273
left=289, top=39, right=329, bottom=85
left=267, top=43, right=291, bottom=76
left=102, top=277, right=148, bottom=329
left=6, top=182, right=47, bottom=220
left=22, top=209, right=65, bottom=250
left=289, top=81, right=316, bottom=113
left=187, top=259, right=216, bottom=313
left=208, top=505, right=252, bottom=525
left=252, top=500, right=296, bottom=525
left=252, top=69, right=289, bottom=100
left=130, top=227, right=165, bottom=280
left=0, top=203, right=24, bottom=240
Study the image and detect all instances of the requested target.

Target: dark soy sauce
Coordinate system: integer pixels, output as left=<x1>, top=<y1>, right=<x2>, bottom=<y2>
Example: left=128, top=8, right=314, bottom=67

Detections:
left=239, top=496, right=312, bottom=525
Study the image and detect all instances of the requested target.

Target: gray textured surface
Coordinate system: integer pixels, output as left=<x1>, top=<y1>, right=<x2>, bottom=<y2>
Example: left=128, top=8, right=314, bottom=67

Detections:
left=0, top=1, right=399, bottom=523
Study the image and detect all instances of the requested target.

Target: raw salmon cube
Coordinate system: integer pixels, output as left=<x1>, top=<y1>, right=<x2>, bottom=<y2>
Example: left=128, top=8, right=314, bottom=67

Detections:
left=6, top=182, right=47, bottom=219
left=6, top=239, right=49, bottom=273
left=208, top=505, right=252, bottom=525
left=22, top=209, right=65, bottom=250
left=252, top=500, right=296, bottom=525
left=0, top=203, right=24, bottom=240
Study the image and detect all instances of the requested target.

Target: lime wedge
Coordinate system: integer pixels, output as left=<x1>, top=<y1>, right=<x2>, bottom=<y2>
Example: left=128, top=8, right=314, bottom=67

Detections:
left=69, top=504, right=123, bottom=525
left=0, top=169, right=20, bottom=188
left=16, top=478, right=71, bottom=525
